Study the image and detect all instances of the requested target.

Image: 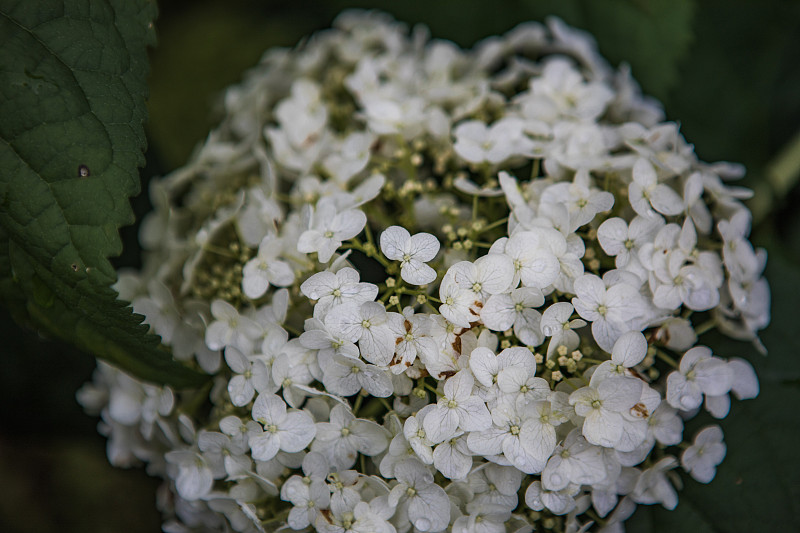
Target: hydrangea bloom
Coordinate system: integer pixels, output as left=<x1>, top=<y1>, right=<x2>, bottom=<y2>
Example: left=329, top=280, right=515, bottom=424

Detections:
left=80, top=11, right=769, bottom=533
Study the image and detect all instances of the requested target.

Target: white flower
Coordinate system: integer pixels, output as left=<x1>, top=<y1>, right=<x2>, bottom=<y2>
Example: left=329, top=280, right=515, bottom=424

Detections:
left=540, top=168, right=614, bottom=232
left=403, top=407, right=436, bottom=465
left=452, top=504, right=511, bottom=533
left=540, top=301, right=587, bottom=351
left=496, top=361, right=549, bottom=406
left=224, top=347, right=275, bottom=406
left=571, top=273, right=648, bottom=351
left=319, top=353, right=393, bottom=398
left=597, top=215, right=663, bottom=269
left=388, top=459, right=451, bottom=532
left=501, top=229, right=562, bottom=289
left=326, top=301, right=396, bottom=366
left=569, top=375, right=643, bottom=448
left=453, top=118, right=535, bottom=164
left=681, top=425, right=726, bottom=483
left=432, top=432, right=473, bottom=480
left=629, top=157, right=684, bottom=217
left=274, top=79, right=327, bottom=149
left=438, top=272, right=476, bottom=328
left=729, top=358, right=759, bottom=400
left=248, top=394, right=316, bottom=462
left=541, top=429, right=607, bottom=491
left=468, top=346, right=532, bottom=389
left=298, top=199, right=367, bottom=263
left=448, top=254, right=516, bottom=303
left=525, top=480, right=580, bottom=515
left=241, top=234, right=295, bottom=299
left=481, top=287, right=545, bottom=346
left=423, top=370, right=492, bottom=443
left=205, top=299, right=261, bottom=353
left=313, top=404, right=390, bottom=470
left=468, top=464, right=523, bottom=510
left=322, top=131, right=374, bottom=184
left=466, top=398, right=547, bottom=474
left=632, top=457, right=679, bottom=510
left=198, top=430, right=250, bottom=479
left=380, top=226, right=440, bottom=285
left=165, top=450, right=214, bottom=501
left=387, top=310, right=438, bottom=374
left=282, top=473, right=330, bottom=530
left=591, top=331, right=648, bottom=382
left=666, top=346, right=733, bottom=411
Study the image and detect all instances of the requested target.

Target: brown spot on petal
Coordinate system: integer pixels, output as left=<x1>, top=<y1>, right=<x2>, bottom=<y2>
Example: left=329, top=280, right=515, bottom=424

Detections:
left=439, top=370, right=457, bottom=379
left=630, top=402, right=649, bottom=418
left=404, top=320, right=412, bottom=333
left=452, top=335, right=462, bottom=354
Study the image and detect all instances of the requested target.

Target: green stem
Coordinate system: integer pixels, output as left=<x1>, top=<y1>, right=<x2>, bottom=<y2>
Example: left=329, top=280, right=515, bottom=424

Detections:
left=694, top=319, right=717, bottom=336
left=531, top=158, right=541, bottom=180
left=478, top=216, right=509, bottom=233
left=423, top=381, right=442, bottom=397
left=656, top=349, right=680, bottom=369
left=580, top=357, right=608, bottom=365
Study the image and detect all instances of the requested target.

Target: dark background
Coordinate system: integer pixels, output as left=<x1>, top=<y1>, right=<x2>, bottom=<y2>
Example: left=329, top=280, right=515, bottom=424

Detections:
left=2, top=1, right=799, bottom=531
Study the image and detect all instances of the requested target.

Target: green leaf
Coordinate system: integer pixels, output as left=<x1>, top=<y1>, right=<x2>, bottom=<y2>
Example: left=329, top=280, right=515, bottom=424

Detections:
left=628, top=242, right=800, bottom=532
left=0, top=0, right=208, bottom=388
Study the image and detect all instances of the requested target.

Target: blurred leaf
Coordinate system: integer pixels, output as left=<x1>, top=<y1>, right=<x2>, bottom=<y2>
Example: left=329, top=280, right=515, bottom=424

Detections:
left=0, top=438, right=161, bottom=533
left=148, top=0, right=325, bottom=169
left=663, top=0, right=800, bottom=179
left=629, top=241, right=800, bottom=532
left=0, top=0, right=208, bottom=387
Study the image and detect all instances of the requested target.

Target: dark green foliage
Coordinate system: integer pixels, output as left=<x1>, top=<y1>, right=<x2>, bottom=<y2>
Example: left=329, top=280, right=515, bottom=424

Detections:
left=0, top=0, right=207, bottom=387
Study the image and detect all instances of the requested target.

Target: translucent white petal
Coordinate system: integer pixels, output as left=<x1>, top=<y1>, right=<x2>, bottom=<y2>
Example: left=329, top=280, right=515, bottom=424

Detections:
left=249, top=431, right=281, bottom=462
left=433, top=438, right=472, bottom=480
left=401, top=260, right=437, bottom=285
left=228, top=375, right=255, bottom=407
left=332, top=209, right=367, bottom=241
left=224, top=346, right=249, bottom=374
left=582, top=409, right=623, bottom=448
left=380, top=226, right=410, bottom=260
left=279, top=411, right=317, bottom=452
left=520, top=418, right=556, bottom=463
left=423, top=406, right=460, bottom=444
left=475, top=254, right=515, bottom=294
left=466, top=426, right=506, bottom=456
left=457, top=397, right=492, bottom=432
left=353, top=419, right=390, bottom=456
left=267, top=260, right=295, bottom=287
left=481, top=294, right=516, bottom=331
left=408, top=485, right=451, bottom=532
left=300, top=271, right=336, bottom=300
left=175, top=460, right=213, bottom=500
left=651, top=184, right=685, bottom=216
left=611, top=331, right=647, bottom=367
left=469, top=347, right=499, bottom=387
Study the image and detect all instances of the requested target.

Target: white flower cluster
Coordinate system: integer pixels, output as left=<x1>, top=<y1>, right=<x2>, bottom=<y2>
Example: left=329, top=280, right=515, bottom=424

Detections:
left=81, top=10, right=769, bottom=533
